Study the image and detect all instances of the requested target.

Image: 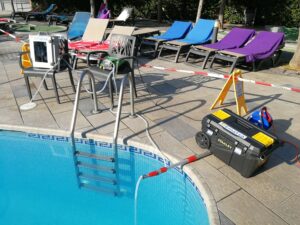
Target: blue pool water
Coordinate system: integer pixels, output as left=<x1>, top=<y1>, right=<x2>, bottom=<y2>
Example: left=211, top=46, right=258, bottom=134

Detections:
left=0, top=131, right=210, bottom=225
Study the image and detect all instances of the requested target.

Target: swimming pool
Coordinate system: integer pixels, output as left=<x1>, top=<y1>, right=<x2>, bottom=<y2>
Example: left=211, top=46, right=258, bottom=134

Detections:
left=0, top=130, right=210, bottom=225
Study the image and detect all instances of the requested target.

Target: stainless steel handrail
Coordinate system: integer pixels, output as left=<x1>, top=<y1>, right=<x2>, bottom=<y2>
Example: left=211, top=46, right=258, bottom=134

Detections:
left=69, top=70, right=100, bottom=137
left=112, top=73, right=136, bottom=147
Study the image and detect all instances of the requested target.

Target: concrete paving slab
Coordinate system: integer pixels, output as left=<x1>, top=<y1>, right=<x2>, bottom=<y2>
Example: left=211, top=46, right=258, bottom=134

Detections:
left=192, top=159, right=240, bottom=202
left=273, top=194, right=300, bottom=225
left=219, top=165, right=294, bottom=209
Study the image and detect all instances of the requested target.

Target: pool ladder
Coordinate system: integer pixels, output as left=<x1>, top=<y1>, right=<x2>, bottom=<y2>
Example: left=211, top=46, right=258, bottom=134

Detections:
left=69, top=70, right=136, bottom=195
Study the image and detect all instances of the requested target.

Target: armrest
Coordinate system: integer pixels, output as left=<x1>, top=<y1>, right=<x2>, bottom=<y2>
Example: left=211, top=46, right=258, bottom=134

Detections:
left=87, top=51, right=108, bottom=67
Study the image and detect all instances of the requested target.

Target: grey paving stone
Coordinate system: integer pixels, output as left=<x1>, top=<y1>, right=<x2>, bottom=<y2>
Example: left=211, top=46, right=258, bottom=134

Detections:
left=154, top=115, right=198, bottom=141
left=11, top=84, right=28, bottom=98
left=219, top=211, right=235, bottom=225
left=273, top=194, right=300, bottom=225
left=218, top=190, right=289, bottom=225
left=220, top=165, right=294, bottom=209
left=192, top=159, right=240, bottom=202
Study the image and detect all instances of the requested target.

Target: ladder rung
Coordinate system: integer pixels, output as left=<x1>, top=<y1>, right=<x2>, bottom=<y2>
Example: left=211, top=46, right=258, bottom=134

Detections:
left=77, top=161, right=115, bottom=173
left=75, top=151, right=114, bottom=162
left=79, top=173, right=117, bottom=185
left=81, top=183, right=118, bottom=196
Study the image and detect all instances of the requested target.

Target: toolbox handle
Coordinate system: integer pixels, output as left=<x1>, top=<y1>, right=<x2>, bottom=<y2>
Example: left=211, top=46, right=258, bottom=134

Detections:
left=236, top=117, right=253, bottom=130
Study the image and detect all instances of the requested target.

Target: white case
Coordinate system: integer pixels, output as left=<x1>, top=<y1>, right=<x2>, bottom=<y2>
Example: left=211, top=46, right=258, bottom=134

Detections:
left=29, top=35, right=60, bottom=69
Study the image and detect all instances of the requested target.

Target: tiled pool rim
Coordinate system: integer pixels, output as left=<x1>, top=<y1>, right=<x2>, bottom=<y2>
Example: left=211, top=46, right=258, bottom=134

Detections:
left=0, top=124, right=221, bottom=225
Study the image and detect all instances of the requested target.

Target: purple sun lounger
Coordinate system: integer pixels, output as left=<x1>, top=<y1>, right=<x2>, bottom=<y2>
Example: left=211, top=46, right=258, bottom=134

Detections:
left=209, top=31, right=285, bottom=74
left=185, top=27, right=256, bottom=69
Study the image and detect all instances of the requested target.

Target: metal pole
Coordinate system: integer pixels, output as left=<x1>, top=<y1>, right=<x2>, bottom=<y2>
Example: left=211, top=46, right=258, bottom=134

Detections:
left=69, top=70, right=100, bottom=137
left=112, top=74, right=128, bottom=146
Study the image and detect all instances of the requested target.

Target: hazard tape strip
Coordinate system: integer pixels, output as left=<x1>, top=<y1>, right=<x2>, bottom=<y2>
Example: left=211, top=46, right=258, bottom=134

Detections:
left=141, top=64, right=300, bottom=93
left=0, top=29, right=25, bottom=43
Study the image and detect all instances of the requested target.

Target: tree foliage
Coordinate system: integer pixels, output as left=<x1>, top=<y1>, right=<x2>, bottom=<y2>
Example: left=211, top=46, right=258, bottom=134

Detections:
left=31, top=0, right=300, bottom=26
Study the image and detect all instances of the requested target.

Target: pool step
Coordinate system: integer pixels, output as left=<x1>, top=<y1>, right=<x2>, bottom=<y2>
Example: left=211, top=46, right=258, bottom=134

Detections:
left=75, top=150, right=114, bottom=162
left=81, top=183, right=118, bottom=196
left=79, top=172, right=117, bottom=185
left=77, top=161, right=116, bottom=174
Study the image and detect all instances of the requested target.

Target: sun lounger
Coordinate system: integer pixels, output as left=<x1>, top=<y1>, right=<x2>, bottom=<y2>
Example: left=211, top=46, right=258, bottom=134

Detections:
left=68, top=18, right=109, bottom=51
left=72, top=25, right=135, bottom=68
left=109, top=7, right=133, bottom=26
left=208, top=31, right=285, bottom=74
left=67, top=12, right=91, bottom=40
left=25, top=4, right=57, bottom=22
left=186, top=27, right=256, bottom=69
left=139, top=21, right=192, bottom=57
left=158, top=19, right=216, bottom=63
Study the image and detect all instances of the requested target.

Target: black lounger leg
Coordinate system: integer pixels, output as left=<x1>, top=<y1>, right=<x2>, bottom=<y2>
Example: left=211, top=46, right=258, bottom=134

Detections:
left=229, top=58, right=238, bottom=74
left=24, top=75, right=32, bottom=100
left=208, top=55, right=217, bottom=70
left=185, top=49, right=192, bottom=63
left=68, top=67, right=76, bottom=93
left=202, top=52, right=213, bottom=69
left=51, top=73, right=60, bottom=104
left=43, top=79, right=48, bottom=90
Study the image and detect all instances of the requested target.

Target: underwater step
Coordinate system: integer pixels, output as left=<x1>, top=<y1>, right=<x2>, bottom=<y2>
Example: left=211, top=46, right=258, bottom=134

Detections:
left=80, top=183, right=118, bottom=196
left=79, top=172, right=117, bottom=185
left=77, top=161, right=116, bottom=173
left=75, top=150, right=115, bottom=162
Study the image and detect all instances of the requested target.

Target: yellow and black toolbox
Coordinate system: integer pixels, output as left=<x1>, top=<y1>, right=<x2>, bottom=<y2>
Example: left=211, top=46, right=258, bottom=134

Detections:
left=196, top=109, right=279, bottom=177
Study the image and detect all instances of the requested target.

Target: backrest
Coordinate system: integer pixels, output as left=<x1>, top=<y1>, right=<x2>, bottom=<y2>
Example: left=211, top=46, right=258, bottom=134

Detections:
left=216, top=27, right=256, bottom=48
left=108, top=34, right=136, bottom=66
left=82, top=18, right=109, bottom=42
left=106, top=25, right=135, bottom=40
left=186, top=19, right=215, bottom=41
left=116, top=7, right=132, bottom=21
left=67, top=12, right=91, bottom=40
left=243, top=31, right=285, bottom=51
left=44, top=4, right=56, bottom=14
left=162, top=21, right=193, bottom=39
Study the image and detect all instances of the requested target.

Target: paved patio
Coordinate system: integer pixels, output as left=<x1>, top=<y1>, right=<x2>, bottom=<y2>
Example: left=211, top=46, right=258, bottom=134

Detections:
left=1, top=27, right=300, bottom=225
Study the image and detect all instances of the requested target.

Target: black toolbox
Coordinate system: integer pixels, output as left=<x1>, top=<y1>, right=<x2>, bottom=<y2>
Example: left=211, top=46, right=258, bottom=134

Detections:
left=196, top=109, right=279, bottom=177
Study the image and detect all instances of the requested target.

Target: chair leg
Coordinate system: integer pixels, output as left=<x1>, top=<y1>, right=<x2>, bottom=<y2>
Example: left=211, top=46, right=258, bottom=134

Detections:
left=229, top=59, right=238, bottom=74
left=43, top=79, right=48, bottom=90
left=131, top=69, right=138, bottom=98
left=72, top=57, right=78, bottom=70
left=202, top=52, right=213, bottom=69
left=51, top=73, right=60, bottom=104
left=185, top=49, right=192, bottom=63
left=24, top=75, right=32, bottom=100
left=108, top=77, right=114, bottom=109
left=208, top=55, right=217, bottom=70
left=174, top=47, right=182, bottom=63
left=68, top=67, right=76, bottom=93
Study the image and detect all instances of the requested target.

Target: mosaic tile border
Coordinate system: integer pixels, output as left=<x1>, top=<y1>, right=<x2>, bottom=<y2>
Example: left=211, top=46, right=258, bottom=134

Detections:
left=27, top=133, right=205, bottom=201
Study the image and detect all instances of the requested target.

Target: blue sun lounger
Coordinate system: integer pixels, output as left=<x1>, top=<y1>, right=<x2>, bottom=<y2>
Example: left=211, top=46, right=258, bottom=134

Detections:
left=158, top=19, right=216, bottom=63
left=67, top=12, right=91, bottom=40
left=25, top=4, right=57, bottom=22
left=139, top=21, right=193, bottom=57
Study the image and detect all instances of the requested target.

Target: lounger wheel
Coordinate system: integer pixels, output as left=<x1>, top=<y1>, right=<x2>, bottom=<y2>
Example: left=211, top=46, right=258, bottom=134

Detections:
left=195, top=131, right=210, bottom=149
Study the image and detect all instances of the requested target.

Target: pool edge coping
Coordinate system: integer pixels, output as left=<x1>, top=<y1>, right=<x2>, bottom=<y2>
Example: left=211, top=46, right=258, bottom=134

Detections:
left=0, top=123, right=221, bottom=225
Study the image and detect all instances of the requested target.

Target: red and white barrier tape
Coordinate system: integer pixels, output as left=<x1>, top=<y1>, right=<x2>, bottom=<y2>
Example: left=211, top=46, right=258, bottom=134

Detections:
left=141, top=64, right=300, bottom=93
left=0, top=29, right=25, bottom=43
